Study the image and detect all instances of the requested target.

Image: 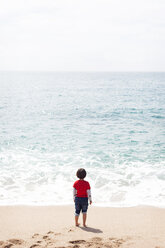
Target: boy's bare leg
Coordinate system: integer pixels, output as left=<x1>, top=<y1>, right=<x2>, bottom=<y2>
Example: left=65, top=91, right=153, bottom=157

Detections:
left=83, top=213, right=87, bottom=227
left=75, top=215, right=80, bottom=226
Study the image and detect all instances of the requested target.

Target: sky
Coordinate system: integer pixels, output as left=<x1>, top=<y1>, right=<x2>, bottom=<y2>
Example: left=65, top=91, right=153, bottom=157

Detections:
left=0, top=0, right=165, bottom=71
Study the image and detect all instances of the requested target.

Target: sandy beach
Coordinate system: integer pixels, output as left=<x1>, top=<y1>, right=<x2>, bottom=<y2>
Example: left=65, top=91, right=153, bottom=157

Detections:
left=0, top=205, right=165, bottom=248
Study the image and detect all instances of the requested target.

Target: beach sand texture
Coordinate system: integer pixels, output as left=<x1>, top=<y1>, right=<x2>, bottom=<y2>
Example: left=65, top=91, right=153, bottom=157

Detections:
left=0, top=206, right=165, bottom=248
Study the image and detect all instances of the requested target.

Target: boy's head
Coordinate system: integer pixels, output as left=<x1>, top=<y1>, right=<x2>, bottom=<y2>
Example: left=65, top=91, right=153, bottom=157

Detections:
left=76, top=168, right=86, bottom=179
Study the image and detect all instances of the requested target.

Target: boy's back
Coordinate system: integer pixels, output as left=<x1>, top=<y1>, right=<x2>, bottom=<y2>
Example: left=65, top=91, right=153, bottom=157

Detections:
left=73, top=168, right=92, bottom=227
left=73, top=180, right=90, bottom=198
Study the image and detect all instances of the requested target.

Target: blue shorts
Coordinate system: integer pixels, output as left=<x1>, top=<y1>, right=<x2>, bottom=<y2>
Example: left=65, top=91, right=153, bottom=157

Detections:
left=75, top=197, right=88, bottom=216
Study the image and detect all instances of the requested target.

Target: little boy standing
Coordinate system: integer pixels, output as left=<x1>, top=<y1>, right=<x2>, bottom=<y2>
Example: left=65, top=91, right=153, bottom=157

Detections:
left=73, top=168, right=92, bottom=227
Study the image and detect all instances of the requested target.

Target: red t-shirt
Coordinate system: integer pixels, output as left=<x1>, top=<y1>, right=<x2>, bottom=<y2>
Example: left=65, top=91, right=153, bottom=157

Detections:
left=73, top=180, right=90, bottom=198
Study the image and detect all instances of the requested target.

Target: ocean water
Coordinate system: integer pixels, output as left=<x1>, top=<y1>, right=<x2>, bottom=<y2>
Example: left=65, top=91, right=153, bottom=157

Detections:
left=0, top=71, right=165, bottom=207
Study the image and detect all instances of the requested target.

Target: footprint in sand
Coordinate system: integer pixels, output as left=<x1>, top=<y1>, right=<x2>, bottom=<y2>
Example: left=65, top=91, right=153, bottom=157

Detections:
left=114, top=238, right=125, bottom=247
left=69, top=240, right=86, bottom=244
left=42, top=235, right=49, bottom=240
left=3, top=244, right=13, bottom=248
left=30, top=244, right=40, bottom=248
left=0, top=241, right=4, bottom=246
left=32, top=234, right=39, bottom=238
left=7, top=239, right=24, bottom=245
left=36, top=241, right=42, bottom=244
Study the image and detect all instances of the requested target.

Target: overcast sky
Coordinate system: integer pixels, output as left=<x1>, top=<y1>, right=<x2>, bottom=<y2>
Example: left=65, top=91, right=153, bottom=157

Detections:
left=0, top=0, right=165, bottom=71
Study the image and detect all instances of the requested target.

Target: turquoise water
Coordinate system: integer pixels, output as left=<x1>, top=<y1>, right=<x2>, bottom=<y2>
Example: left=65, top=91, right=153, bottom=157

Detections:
left=0, top=72, right=164, bottom=206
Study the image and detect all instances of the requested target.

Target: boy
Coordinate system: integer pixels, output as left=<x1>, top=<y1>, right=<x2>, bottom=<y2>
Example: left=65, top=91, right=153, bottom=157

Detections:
left=73, top=168, right=92, bottom=227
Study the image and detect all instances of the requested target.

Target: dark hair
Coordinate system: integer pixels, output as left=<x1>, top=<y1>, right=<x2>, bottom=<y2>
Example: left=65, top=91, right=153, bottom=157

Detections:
left=76, top=168, right=86, bottom=179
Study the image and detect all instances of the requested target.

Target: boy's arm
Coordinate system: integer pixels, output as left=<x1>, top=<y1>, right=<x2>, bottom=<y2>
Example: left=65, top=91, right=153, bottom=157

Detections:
left=87, top=189, right=92, bottom=204
left=73, top=187, right=77, bottom=202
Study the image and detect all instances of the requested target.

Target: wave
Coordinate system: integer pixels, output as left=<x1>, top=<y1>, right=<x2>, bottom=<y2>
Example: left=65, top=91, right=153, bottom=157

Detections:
left=0, top=148, right=165, bottom=207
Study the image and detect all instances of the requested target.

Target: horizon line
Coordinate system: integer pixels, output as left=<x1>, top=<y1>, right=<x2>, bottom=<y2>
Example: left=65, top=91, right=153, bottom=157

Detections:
left=0, top=70, right=165, bottom=73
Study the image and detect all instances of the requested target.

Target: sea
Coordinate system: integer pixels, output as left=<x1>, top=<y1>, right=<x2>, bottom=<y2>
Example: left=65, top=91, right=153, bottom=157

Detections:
left=0, top=71, right=164, bottom=207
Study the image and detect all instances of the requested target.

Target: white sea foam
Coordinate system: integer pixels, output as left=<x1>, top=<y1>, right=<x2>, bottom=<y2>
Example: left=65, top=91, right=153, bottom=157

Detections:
left=0, top=148, right=165, bottom=207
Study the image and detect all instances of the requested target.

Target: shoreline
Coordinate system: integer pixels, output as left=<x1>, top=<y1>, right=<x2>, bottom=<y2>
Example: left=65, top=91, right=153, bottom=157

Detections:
left=0, top=203, right=165, bottom=208
left=0, top=205, right=165, bottom=248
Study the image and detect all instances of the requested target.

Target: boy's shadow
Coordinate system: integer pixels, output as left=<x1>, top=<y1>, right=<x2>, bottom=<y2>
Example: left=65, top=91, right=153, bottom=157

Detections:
left=79, top=226, right=102, bottom=233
